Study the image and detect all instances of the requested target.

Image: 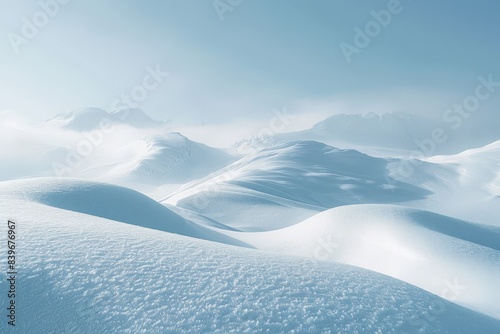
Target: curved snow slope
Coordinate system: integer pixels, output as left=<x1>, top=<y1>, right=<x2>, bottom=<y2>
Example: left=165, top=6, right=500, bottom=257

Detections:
left=100, top=132, right=235, bottom=185
left=232, top=204, right=500, bottom=318
left=0, top=200, right=498, bottom=333
left=395, top=139, right=500, bottom=227
left=427, top=139, right=500, bottom=197
left=165, top=141, right=430, bottom=231
left=0, top=178, right=247, bottom=247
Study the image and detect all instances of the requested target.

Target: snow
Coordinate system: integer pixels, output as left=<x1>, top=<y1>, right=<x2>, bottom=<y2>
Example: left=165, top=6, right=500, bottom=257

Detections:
left=2, top=107, right=500, bottom=332
left=0, top=111, right=235, bottom=193
left=309, top=112, right=428, bottom=149
left=425, top=139, right=500, bottom=195
left=43, top=107, right=110, bottom=131
left=0, top=180, right=499, bottom=333
left=233, top=112, right=439, bottom=154
left=165, top=141, right=430, bottom=231
left=165, top=139, right=500, bottom=232
left=395, top=141, right=500, bottom=227
left=0, top=178, right=248, bottom=247
left=227, top=204, right=500, bottom=319
left=233, top=112, right=500, bottom=156
left=98, top=132, right=235, bottom=186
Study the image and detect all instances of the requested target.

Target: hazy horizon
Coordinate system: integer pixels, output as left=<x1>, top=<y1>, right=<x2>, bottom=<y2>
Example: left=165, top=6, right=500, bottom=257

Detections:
left=1, top=0, right=499, bottom=130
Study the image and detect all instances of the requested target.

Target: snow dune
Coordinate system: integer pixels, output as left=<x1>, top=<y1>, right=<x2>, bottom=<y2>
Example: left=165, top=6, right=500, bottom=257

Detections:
left=165, top=141, right=431, bottom=231
left=0, top=178, right=247, bottom=247
left=391, top=140, right=500, bottom=227
left=426, top=139, right=500, bottom=197
left=0, top=181, right=499, bottom=333
left=230, top=204, right=500, bottom=319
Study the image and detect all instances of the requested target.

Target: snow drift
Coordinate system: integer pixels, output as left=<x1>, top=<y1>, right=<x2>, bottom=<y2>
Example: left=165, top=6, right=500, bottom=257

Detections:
left=232, top=204, right=500, bottom=318
left=0, top=178, right=247, bottom=247
left=165, top=141, right=431, bottom=231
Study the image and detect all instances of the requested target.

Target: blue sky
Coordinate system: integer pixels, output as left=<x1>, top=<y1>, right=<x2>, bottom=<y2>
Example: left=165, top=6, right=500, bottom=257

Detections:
left=1, top=0, right=499, bottom=126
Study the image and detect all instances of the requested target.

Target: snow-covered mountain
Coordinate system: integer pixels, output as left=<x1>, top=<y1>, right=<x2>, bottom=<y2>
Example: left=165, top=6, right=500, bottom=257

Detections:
left=310, top=112, right=429, bottom=148
left=1, top=109, right=235, bottom=192
left=91, top=132, right=236, bottom=185
left=43, top=107, right=168, bottom=130
left=233, top=111, right=500, bottom=157
left=234, top=112, right=437, bottom=155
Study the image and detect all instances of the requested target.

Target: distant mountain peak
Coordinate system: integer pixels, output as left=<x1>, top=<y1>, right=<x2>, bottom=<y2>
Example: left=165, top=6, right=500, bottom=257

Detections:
left=44, top=107, right=167, bottom=131
left=48, top=107, right=107, bottom=121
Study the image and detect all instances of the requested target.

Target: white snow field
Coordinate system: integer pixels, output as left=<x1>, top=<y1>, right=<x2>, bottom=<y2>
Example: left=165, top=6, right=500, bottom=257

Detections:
left=1, top=178, right=499, bottom=333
